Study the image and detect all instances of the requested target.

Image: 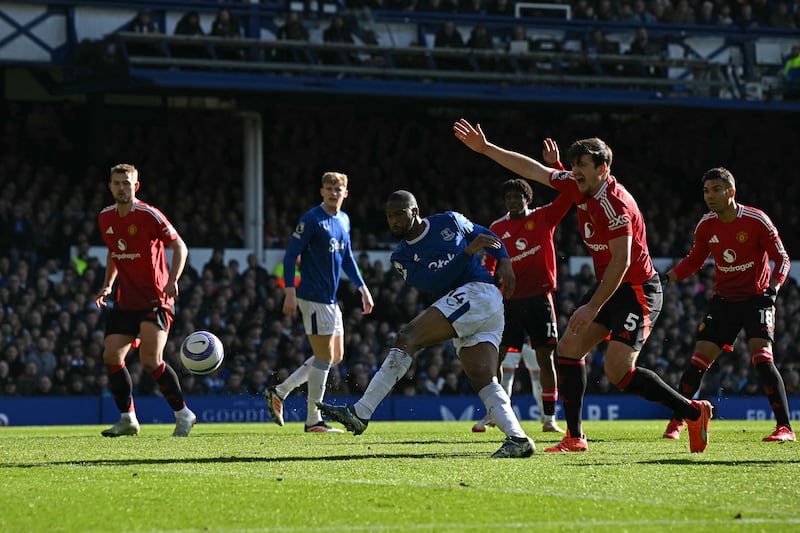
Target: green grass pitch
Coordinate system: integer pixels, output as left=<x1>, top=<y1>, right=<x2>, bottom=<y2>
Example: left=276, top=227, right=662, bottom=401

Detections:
left=0, top=420, right=797, bottom=532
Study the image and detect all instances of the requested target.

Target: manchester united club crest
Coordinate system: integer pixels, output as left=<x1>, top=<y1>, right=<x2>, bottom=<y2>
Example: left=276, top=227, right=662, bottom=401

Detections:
left=525, top=221, right=535, bottom=231
left=736, top=231, right=748, bottom=243
left=127, top=225, right=138, bottom=236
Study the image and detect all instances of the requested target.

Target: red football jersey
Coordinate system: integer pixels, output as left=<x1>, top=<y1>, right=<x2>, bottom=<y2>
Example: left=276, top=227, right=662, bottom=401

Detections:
left=672, top=204, right=790, bottom=301
left=98, top=199, right=180, bottom=310
left=550, top=171, right=655, bottom=285
left=484, top=194, right=572, bottom=299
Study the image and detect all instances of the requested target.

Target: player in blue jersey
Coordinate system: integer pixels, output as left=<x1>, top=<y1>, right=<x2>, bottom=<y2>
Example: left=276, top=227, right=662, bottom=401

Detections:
left=265, top=172, right=374, bottom=432
left=319, top=190, right=536, bottom=458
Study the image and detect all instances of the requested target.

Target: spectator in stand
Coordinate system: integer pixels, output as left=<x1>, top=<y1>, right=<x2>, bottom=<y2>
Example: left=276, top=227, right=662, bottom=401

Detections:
left=321, top=15, right=359, bottom=65
left=650, top=0, right=670, bottom=23
left=0, top=361, right=11, bottom=392
left=783, top=45, right=800, bottom=99
left=751, top=0, right=772, bottom=26
left=173, top=11, right=208, bottom=59
left=669, top=0, right=696, bottom=24
left=174, top=11, right=204, bottom=36
left=128, top=10, right=159, bottom=33
left=696, top=1, right=716, bottom=24
left=573, top=0, right=598, bottom=20
left=211, top=8, right=242, bottom=38
left=275, top=11, right=310, bottom=63
left=626, top=27, right=665, bottom=77
left=467, top=24, right=496, bottom=71
left=736, top=3, right=760, bottom=28
left=210, top=8, right=244, bottom=59
left=716, top=4, right=734, bottom=26
left=434, top=20, right=467, bottom=70
left=418, top=0, right=458, bottom=13
left=596, top=0, right=620, bottom=21
left=580, top=28, right=622, bottom=76
left=631, top=0, right=657, bottom=23
left=203, top=247, right=227, bottom=280
left=459, top=0, right=486, bottom=15
left=617, top=1, right=639, bottom=21
left=486, top=0, right=513, bottom=16
left=769, top=2, right=796, bottom=28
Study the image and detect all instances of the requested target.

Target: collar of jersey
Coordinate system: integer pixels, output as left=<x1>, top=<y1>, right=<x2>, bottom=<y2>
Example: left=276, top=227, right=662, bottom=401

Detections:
left=406, top=218, right=430, bottom=245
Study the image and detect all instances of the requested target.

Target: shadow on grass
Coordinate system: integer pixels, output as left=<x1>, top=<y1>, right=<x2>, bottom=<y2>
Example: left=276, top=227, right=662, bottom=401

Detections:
left=1, top=449, right=489, bottom=468
left=636, top=457, right=800, bottom=466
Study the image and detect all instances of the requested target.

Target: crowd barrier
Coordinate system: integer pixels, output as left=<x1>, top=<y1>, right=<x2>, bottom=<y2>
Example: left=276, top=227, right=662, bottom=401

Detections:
left=1, top=394, right=797, bottom=427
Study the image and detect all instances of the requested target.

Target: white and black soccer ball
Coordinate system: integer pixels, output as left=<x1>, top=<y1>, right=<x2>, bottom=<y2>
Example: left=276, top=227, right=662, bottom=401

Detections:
left=180, top=330, right=224, bottom=375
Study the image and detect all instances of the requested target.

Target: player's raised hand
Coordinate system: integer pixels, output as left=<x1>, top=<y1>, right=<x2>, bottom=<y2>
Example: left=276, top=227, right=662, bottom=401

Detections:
left=542, top=138, right=560, bottom=166
left=453, top=118, right=488, bottom=154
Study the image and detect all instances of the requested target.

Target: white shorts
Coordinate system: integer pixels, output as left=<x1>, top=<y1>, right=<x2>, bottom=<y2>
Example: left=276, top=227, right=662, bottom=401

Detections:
left=503, top=343, right=540, bottom=371
left=432, top=281, right=504, bottom=353
left=297, top=299, right=344, bottom=336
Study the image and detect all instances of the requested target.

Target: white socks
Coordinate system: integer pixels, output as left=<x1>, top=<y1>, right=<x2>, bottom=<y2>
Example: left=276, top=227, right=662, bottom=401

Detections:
left=530, top=371, right=543, bottom=417
left=275, top=356, right=314, bottom=399
left=306, top=358, right=331, bottom=424
left=501, top=367, right=515, bottom=396
left=354, top=348, right=412, bottom=419
left=478, top=382, right=526, bottom=439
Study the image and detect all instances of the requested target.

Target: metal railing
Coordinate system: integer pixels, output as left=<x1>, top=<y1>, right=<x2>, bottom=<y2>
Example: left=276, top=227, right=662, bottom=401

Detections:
left=114, top=32, right=735, bottom=97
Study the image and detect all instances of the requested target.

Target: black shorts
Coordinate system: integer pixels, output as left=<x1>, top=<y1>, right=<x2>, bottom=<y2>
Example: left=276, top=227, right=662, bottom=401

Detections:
left=581, top=274, right=662, bottom=351
left=104, top=307, right=172, bottom=337
left=696, top=294, right=774, bottom=348
left=501, top=293, right=558, bottom=350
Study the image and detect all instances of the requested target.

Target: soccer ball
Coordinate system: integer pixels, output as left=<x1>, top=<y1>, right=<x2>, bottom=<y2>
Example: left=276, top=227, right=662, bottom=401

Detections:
left=180, top=330, right=224, bottom=375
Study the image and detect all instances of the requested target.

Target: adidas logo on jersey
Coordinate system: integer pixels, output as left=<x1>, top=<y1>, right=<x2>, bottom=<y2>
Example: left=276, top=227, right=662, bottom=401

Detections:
left=106, top=227, right=114, bottom=234
left=502, top=232, right=511, bottom=238
left=709, top=235, right=719, bottom=243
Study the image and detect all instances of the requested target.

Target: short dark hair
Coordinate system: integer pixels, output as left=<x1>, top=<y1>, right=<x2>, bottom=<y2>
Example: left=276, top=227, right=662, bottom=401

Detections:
left=386, top=190, right=418, bottom=208
left=566, top=138, right=613, bottom=168
left=702, top=167, right=735, bottom=189
left=500, top=178, right=534, bottom=206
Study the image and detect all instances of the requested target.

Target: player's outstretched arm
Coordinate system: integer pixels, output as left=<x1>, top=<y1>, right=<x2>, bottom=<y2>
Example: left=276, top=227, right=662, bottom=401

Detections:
left=453, top=118, right=556, bottom=188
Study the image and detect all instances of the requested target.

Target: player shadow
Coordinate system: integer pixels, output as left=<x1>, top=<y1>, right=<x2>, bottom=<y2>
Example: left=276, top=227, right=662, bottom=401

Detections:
left=0, top=450, right=487, bottom=469
left=636, top=457, right=800, bottom=466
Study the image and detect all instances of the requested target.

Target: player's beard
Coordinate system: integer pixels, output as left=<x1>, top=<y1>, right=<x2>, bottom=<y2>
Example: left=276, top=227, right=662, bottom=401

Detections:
left=115, top=193, right=132, bottom=205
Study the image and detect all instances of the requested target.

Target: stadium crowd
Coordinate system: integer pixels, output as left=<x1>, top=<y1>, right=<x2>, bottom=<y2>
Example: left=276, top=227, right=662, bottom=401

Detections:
left=206, top=0, right=800, bottom=30
left=0, top=100, right=798, bottom=405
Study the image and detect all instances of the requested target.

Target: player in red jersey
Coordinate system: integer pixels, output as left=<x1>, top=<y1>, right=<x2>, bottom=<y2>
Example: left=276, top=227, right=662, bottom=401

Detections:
left=472, top=139, right=571, bottom=434
left=95, top=163, right=196, bottom=437
left=454, top=118, right=713, bottom=453
left=660, top=167, right=795, bottom=443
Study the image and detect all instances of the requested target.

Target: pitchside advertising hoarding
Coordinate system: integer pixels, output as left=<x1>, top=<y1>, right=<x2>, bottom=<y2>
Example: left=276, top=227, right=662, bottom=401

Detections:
left=0, top=395, right=797, bottom=426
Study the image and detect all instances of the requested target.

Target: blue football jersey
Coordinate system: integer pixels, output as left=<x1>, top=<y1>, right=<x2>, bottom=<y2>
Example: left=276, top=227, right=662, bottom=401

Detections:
left=390, top=211, right=508, bottom=300
left=283, top=204, right=365, bottom=304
